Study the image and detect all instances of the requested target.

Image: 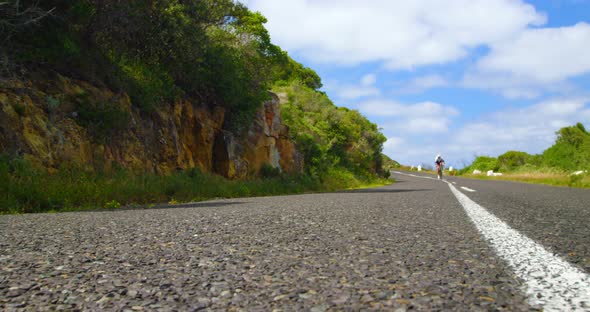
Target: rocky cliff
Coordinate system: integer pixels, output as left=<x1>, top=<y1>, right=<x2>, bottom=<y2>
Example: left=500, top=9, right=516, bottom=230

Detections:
left=0, top=75, right=303, bottom=178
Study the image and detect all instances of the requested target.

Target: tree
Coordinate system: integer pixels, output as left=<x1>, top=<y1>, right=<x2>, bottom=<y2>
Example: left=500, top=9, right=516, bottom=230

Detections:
left=275, top=80, right=386, bottom=176
left=556, top=122, right=587, bottom=148
left=0, top=1, right=55, bottom=77
left=0, top=1, right=54, bottom=41
left=543, top=123, right=590, bottom=171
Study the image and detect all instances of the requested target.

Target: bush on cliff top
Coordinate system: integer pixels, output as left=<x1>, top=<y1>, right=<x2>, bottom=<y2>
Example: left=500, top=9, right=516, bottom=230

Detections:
left=275, top=81, right=387, bottom=179
left=1, top=0, right=322, bottom=133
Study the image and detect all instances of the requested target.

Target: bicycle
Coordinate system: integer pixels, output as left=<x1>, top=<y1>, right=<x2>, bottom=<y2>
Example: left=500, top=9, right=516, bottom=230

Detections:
left=436, top=163, right=444, bottom=180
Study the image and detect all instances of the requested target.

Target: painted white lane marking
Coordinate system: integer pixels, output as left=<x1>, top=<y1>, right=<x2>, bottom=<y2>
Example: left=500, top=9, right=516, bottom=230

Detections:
left=452, top=182, right=457, bottom=185
left=392, top=170, right=590, bottom=310
left=392, top=171, right=439, bottom=181
left=448, top=183, right=590, bottom=311
left=460, top=186, right=476, bottom=192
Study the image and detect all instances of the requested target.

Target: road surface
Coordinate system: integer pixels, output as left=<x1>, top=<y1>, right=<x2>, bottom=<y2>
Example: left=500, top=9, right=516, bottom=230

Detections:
left=1, top=172, right=589, bottom=311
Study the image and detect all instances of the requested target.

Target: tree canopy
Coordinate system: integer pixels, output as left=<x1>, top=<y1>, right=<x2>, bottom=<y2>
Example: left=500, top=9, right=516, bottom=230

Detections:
left=542, top=123, right=590, bottom=171
left=276, top=81, right=387, bottom=178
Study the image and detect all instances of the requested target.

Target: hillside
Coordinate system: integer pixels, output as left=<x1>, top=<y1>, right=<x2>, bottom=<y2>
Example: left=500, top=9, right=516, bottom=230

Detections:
left=275, top=82, right=387, bottom=180
left=0, top=1, right=389, bottom=213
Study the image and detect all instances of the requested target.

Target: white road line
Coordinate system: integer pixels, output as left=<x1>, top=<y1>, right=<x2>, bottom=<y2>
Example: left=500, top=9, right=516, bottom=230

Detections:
left=392, top=171, right=439, bottom=181
left=460, top=186, right=476, bottom=192
left=448, top=183, right=590, bottom=311
left=392, top=170, right=590, bottom=310
left=452, top=182, right=457, bottom=185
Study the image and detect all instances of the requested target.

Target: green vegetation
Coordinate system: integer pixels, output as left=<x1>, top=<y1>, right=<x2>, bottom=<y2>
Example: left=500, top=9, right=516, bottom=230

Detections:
left=71, top=92, right=130, bottom=143
left=461, top=155, right=500, bottom=173
left=0, top=1, right=391, bottom=213
left=542, top=123, right=590, bottom=171
left=460, top=168, right=590, bottom=188
left=0, top=155, right=389, bottom=214
left=276, top=81, right=388, bottom=180
left=381, top=154, right=401, bottom=171
left=0, top=0, right=318, bottom=130
left=11, top=102, right=25, bottom=116
left=459, top=123, right=590, bottom=188
left=498, top=151, right=533, bottom=171
left=0, top=0, right=325, bottom=136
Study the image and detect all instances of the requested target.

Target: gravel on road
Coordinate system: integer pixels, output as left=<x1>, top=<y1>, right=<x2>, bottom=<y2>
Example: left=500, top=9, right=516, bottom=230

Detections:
left=1, top=176, right=533, bottom=311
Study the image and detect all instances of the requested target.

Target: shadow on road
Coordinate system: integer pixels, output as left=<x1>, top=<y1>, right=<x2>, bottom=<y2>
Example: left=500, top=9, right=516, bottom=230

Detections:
left=97, top=201, right=248, bottom=213
left=334, top=188, right=432, bottom=194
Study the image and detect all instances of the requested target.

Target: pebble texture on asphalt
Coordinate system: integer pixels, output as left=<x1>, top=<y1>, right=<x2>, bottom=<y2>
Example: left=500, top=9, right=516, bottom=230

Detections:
left=1, top=176, right=534, bottom=311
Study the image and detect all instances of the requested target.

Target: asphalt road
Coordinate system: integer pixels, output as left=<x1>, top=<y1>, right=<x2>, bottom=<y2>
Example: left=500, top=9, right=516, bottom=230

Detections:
left=1, top=172, right=589, bottom=311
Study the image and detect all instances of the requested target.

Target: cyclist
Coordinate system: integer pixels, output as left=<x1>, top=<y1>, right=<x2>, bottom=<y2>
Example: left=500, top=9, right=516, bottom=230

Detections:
left=435, top=154, right=445, bottom=180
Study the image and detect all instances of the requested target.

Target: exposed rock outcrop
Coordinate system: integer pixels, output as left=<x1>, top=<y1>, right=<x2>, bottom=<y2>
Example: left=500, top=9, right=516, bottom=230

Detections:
left=212, top=94, right=303, bottom=179
left=0, top=75, right=302, bottom=178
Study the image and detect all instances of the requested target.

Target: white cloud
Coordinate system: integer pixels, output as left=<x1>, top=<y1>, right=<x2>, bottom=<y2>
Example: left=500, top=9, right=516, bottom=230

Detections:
left=337, top=86, right=380, bottom=100
left=358, top=99, right=459, bottom=134
left=359, top=99, right=458, bottom=117
left=479, top=23, right=590, bottom=83
left=246, top=0, right=590, bottom=166
left=464, top=23, right=590, bottom=98
left=452, top=98, right=590, bottom=157
left=400, top=75, right=449, bottom=93
left=361, top=74, right=377, bottom=86
left=384, top=137, right=405, bottom=151
left=324, top=74, right=380, bottom=100
left=249, top=0, right=590, bottom=99
left=381, top=98, right=590, bottom=167
left=247, top=0, right=545, bottom=69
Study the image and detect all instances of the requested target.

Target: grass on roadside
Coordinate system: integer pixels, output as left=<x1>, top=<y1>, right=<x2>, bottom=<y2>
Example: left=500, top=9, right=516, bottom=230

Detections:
left=397, top=166, right=589, bottom=188
left=0, top=155, right=391, bottom=214
left=460, top=167, right=590, bottom=188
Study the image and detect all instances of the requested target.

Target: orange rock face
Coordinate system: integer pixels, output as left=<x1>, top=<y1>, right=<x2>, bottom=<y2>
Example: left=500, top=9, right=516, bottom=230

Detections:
left=0, top=76, right=302, bottom=178
left=213, top=93, right=303, bottom=179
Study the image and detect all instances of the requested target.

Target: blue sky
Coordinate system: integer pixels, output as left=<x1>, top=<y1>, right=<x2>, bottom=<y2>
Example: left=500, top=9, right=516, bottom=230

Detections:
left=244, top=0, right=590, bottom=168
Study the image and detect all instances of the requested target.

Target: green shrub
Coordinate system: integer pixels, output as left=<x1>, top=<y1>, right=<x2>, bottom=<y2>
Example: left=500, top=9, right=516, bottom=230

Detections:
left=260, top=163, right=281, bottom=178
left=275, top=80, right=386, bottom=179
left=11, top=102, right=25, bottom=116
left=111, top=55, right=180, bottom=111
left=72, top=93, right=130, bottom=143
left=468, top=156, right=500, bottom=172
left=498, top=151, right=532, bottom=171
left=104, top=200, right=121, bottom=209
left=322, top=167, right=358, bottom=190
left=528, top=154, right=544, bottom=167
left=542, top=123, right=590, bottom=171
left=46, top=96, right=61, bottom=112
